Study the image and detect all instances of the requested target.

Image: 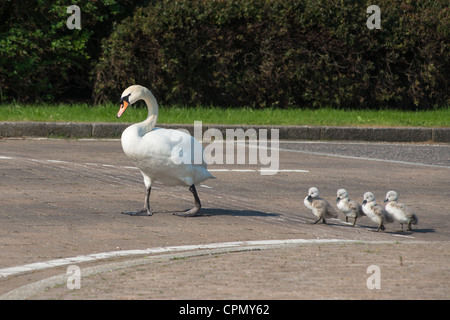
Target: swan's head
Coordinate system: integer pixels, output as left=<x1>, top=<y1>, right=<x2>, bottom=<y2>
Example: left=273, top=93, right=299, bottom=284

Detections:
left=362, top=192, right=375, bottom=205
left=384, top=190, right=398, bottom=203
left=336, top=188, right=348, bottom=202
left=117, top=85, right=147, bottom=118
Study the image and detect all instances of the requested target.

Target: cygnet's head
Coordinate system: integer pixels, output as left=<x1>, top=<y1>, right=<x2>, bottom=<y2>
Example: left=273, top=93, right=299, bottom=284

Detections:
left=384, top=190, right=398, bottom=203
left=362, top=192, right=376, bottom=205
left=307, top=187, right=319, bottom=201
left=336, top=189, right=348, bottom=202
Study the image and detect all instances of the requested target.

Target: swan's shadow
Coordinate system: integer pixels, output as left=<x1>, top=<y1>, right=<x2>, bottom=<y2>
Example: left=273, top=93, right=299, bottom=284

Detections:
left=168, top=208, right=280, bottom=218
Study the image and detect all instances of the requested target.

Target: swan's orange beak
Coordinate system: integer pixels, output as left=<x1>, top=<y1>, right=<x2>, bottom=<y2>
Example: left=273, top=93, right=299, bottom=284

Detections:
left=117, top=100, right=129, bottom=118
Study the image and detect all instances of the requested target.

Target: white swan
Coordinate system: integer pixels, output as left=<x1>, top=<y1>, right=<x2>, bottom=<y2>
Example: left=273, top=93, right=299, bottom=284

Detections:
left=116, top=85, right=214, bottom=216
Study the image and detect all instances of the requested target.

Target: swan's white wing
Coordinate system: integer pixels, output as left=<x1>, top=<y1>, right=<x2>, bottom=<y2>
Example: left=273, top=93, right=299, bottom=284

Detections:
left=131, top=128, right=214, bottom=186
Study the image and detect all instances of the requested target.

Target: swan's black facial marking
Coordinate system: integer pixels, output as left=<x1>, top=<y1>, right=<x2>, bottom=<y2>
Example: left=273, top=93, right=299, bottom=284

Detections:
left=120, top=93, right=131, bottom=104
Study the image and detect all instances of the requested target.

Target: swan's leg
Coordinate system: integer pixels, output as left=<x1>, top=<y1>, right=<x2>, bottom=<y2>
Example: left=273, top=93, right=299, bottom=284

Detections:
left=175, top=185, right=201, bottom=217
left=121, top=186, right=152, bottom=216
left=143, top=186, right=152, bottom=214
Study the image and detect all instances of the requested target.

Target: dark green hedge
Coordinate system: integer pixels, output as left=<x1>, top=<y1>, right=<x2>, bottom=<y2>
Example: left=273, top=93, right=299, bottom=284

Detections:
left=0, top=0, right=139, bottom=102
left=2, top=0, right=449, bottom=109
left=93, top=0, right=449, bottom=109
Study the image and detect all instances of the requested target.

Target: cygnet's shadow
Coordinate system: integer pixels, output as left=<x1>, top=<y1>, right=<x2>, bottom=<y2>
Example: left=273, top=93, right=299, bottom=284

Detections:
left=354, top=224, right=435, bottom=234
left=395, top=227, right=435, bottom=234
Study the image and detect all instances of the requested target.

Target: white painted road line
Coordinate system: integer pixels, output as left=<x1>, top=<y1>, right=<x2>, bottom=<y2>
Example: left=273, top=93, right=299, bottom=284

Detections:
left=1, top=155, right=308, bottom=173
left=47, top=159, right=69, bottom=164
left=0, top=238, right=424, bottom=278
left=277, top=147, right=450, bottom=169
left=208, top=168, right=309, bottom=173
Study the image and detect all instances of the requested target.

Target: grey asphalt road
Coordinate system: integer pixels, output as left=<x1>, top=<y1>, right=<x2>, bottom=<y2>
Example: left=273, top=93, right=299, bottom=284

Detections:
left=279, top=141, right=450, bottom=167
left=0, top=138, right=449, bottom=298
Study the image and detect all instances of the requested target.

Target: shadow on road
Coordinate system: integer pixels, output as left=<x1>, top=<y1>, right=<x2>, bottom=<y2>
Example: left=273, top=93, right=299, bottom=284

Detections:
left=355, top=224, right=435, bottom=234
left=170, top=208, right=281, bottom=217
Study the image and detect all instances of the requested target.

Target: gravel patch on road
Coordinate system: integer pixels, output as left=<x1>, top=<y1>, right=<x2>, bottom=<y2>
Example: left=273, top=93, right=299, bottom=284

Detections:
left=31, top=242, right=450, bottom=300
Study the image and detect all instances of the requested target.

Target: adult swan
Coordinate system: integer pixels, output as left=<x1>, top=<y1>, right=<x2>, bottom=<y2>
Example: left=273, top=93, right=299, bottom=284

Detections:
left=116, top=85, right=214, bottom=216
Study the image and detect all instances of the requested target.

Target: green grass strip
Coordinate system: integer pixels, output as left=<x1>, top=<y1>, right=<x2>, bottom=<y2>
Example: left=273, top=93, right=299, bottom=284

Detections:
left=0, top=103, right=448, bottom=127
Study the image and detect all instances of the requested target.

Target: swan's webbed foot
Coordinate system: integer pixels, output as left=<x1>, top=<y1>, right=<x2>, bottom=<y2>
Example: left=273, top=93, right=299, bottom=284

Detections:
left=122, top=187, right=152, bottom=216
left=175, top=205, right=201, bottom=217
left=121, top=208, right=152, bottom=216
left=174, top=184, right=202, bottom=217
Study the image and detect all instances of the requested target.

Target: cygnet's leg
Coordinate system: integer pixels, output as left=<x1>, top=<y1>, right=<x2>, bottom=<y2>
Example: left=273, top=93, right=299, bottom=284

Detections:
left=122, top=186, right=152, bottom=216
left=175, top=185, right=201, bottom=217
left=406, top=221, right=412, bottom=231
left=313, top=218, right=325, bottom=224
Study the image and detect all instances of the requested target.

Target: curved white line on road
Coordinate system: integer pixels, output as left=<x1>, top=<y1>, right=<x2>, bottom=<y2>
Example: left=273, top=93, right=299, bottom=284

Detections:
left=0, top=238, right=421, bottom=278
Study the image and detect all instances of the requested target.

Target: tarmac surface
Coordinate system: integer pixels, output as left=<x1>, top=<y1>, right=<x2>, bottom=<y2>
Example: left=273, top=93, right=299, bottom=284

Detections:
left=0, top=137, right=449, bottom=299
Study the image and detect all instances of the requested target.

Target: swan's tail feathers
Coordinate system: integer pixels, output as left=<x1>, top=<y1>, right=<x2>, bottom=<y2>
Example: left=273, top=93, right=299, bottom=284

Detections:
left=204, top=169, right=216, bottom=180
left=196, top=168, right=216, bottom=183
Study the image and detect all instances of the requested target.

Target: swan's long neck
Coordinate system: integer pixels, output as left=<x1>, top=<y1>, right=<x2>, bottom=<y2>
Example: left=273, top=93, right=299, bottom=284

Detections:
left=138, top=89, right=159, bottom=136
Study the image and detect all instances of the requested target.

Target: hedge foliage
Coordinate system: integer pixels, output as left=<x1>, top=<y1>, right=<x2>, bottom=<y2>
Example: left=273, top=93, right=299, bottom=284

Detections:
left=93, top=0, right=450, bottom=109
left=0, top=0, right=139, bottom=102
left=2, top=0, right=449, bottom=109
